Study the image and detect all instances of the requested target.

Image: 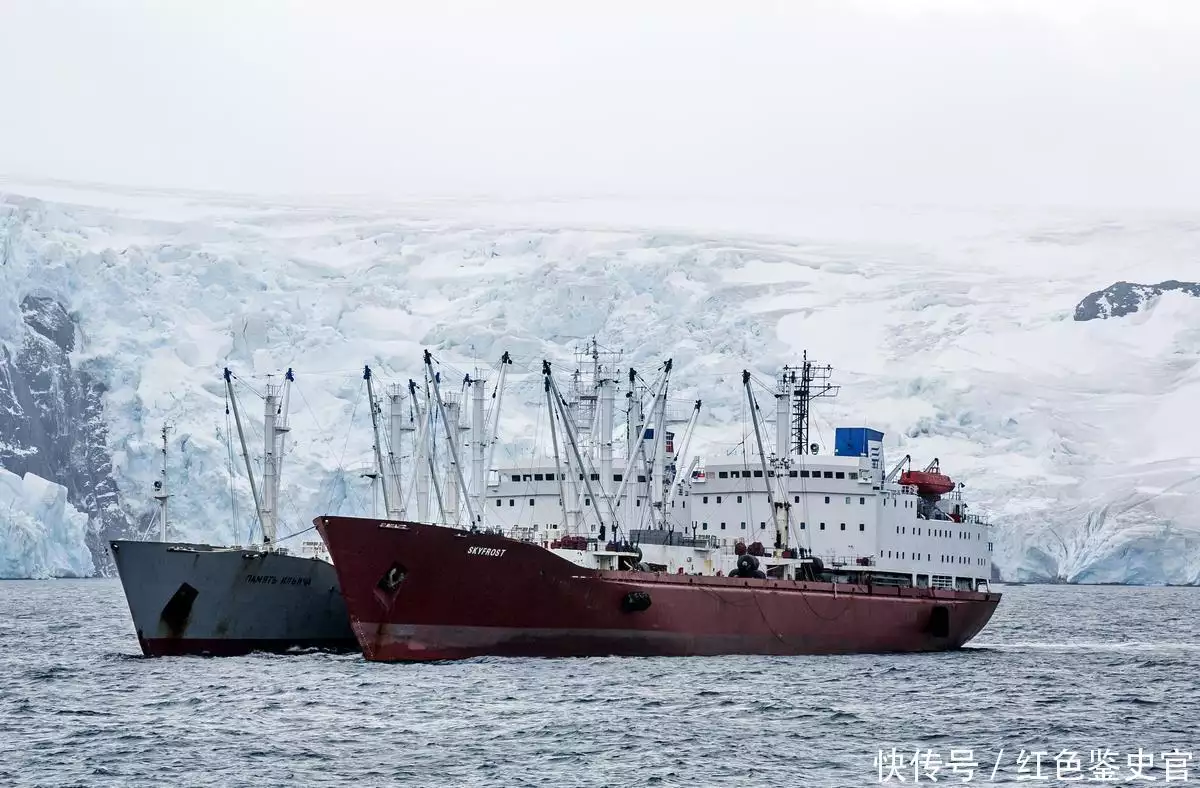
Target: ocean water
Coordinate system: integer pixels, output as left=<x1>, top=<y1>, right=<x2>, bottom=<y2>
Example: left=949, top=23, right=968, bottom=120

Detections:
left=0, top=581, right=1197, bottom=787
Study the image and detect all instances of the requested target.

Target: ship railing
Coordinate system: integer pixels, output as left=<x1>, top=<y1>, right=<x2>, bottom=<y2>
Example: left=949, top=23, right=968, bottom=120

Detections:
left=823, top=554, right=876, bottom=569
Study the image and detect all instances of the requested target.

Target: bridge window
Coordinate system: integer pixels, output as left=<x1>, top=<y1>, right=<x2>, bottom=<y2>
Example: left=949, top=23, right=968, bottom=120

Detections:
left=835, top=471, right=845, bottom=479
left=509, top=499, right=515, bottom=507
left=794, top=496, right=800, bottom=503
left=740, top=522, right=746, bottom=529
left=736, top=495, right=743, bottom=503
left=824, top=496, right=830, bottom=504
left=859, top=523, right=865, bottom=531
left=849, top=472, right=858, bottom=479
left=529, top=499, right=535, bottom=506
left=720, top=522, right=726, bottom=530
left=703, top=496, right=709, bottom=503
left=718, top=471, right=728, bottom=478
left=495, top=499, right=502, bottom=507
left=760, top=522, right=766, bottom=529
left=800, top=522, right=806, bottom=529
left=840, top=523, right=846, bottom=531
left=534, top=473, right=544, bottom=481
left=717, top=496, right=723, bottom=503
left=820, top=522, right=826, bottom=530
left=637, top=475, right=646, bottom=482
left=823, top=471, right=833, bottom=479
left=511, top=475, right=521, bottom=483
left=860, top=497, right=866, bottom=505
left=789, top=470, right=798, bottom=478
left=702, top=523, right=708, bottom=530
left=801, top=470, right=810, bottom=478
left=753, top=470, right=763, bottom=478
left=613, top=473, right=622, bottom=482
left=845, top=496, right=852, bottom=504
left=546, top=473, right=555, bottom=481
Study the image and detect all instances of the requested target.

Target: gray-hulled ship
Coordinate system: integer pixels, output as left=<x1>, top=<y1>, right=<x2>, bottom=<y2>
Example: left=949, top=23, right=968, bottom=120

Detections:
left=111, top=368, right=356, bottom=656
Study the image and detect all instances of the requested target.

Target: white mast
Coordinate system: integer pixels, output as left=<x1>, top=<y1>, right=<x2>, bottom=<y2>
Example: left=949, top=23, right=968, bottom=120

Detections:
left=426, top=350, right=478, bottom=529
left=597, top=355, right=616, bottom=499
left=470, top=369, right=487, bottom=524
left=625, top=367, right=644, bottom=459
left=744, top=369, right=788, bottom=554
left=224, top=367, right=265, bottom=546
left=259, top=368, right=292, bottom=547
left=262, top=378, right=278, bottom=544
left=387, top=383, right=405, bottom=519
left=363, top=365, right=393, bottom=517
left=663, top=399, right=702, bottom=513
left=484, top=351, right=512, bottom=475
left=544, top=375, right=572, bottom=534
left=399, top=379, right=432, bottom=521
left=776, top=368, right=793, bottom=460
left=442, top=395, right=461, bottom=524
left=544, top=360, right=620, bottom=541
left=153, top=424, right=170, bottom=541
left=422, top=374, right=449, bottom=523
left=609, top=362, right=672, bottom=518
left=651, top=389, right=667, bottom=527
left=413, top=379, right=432, bottom=523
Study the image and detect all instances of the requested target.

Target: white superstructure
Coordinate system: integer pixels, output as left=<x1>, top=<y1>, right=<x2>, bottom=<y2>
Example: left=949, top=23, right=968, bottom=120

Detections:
left=394, top=344, right=994, bottom=592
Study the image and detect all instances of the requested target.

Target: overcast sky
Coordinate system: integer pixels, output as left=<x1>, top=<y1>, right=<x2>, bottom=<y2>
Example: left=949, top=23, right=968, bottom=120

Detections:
left=2, top=0, right=1199, bottom=209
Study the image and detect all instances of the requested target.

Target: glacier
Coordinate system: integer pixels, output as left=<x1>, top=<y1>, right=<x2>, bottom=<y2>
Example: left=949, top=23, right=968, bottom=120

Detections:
left=0, top=180, right=1198, bottom=583
left=0, top=467, right=93, bottom=579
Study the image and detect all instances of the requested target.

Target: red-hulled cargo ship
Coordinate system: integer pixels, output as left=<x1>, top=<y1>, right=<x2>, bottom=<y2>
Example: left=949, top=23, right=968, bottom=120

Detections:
left=315, top=515, right=1002, bottom=662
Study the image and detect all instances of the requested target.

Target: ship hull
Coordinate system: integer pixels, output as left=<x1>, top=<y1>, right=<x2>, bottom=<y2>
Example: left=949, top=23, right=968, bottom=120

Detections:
left=316, top=516, right=1002, bottom=662
left=109, top=540, right=357, bottom=657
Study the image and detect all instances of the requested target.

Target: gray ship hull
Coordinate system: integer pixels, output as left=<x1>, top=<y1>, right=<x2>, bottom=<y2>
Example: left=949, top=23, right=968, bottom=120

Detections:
left=110, top=540, right=357, bottom=656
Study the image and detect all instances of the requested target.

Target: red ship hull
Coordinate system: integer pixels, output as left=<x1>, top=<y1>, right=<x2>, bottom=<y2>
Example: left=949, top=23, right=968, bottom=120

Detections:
left=316, top=515, right=1002, bottom=662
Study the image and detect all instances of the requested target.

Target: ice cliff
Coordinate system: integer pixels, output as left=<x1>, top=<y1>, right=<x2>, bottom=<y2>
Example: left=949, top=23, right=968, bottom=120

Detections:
left=0, top=467, right=93, bottom=578
left=0, top=183, right=1197, bottom=583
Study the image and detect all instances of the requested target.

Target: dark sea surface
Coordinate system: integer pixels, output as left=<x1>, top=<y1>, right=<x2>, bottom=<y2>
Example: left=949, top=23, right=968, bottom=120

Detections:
left=1, top=581, right=1197, bottom=787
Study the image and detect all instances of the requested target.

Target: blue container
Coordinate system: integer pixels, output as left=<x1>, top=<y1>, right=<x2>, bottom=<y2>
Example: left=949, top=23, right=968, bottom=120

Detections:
left=834, top=427, right=884, bottom=457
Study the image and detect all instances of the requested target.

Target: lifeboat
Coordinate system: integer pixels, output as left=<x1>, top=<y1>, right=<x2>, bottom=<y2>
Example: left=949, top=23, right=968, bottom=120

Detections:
left=900, top=470, right=955, bottom=497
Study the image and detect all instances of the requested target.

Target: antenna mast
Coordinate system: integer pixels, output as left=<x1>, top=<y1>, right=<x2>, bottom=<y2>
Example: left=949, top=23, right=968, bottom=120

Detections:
left=153, top=424, right=170, bottom=541
left=790, top=352, right=839, bottom=455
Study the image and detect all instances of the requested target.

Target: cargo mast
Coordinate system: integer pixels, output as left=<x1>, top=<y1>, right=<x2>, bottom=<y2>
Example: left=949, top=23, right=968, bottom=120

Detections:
left=363, top=365, right=393, bottom=517
left=744, top=370, right=789, bottom=552
left=223, top=367, right=292, bottom=548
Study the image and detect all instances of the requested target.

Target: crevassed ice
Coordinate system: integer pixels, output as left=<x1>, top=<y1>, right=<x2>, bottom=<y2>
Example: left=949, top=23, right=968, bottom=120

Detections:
left=0, top=187, right=1198, bottom=583
left=0, top=468, right=94, bottom=579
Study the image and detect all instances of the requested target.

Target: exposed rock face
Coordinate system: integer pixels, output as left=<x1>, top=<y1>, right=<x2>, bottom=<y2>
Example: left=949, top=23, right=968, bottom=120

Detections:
left=1074, top=280, right=1200, bottom=320
left=0, top=295, right=130, bottom=575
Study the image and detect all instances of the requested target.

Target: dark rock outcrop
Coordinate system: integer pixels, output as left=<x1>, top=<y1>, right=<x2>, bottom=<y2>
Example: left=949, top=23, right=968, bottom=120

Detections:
left=0, top=295, right=130, bottom=575
left=1074, top=280, right=1200, bottom=321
